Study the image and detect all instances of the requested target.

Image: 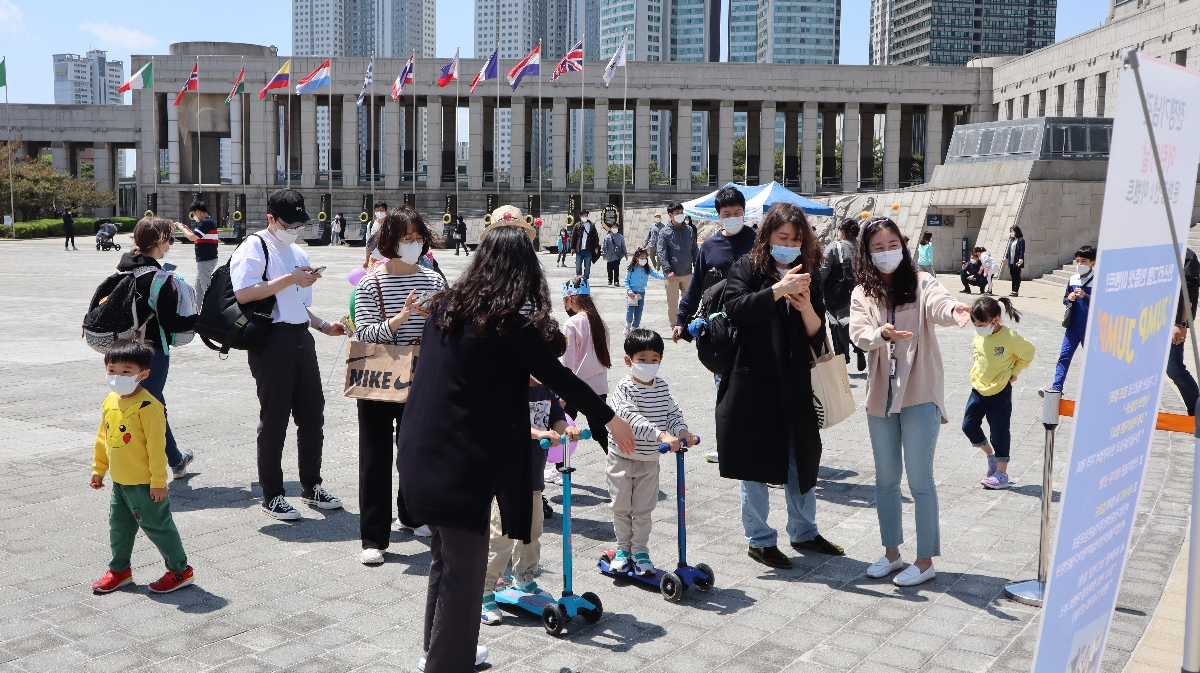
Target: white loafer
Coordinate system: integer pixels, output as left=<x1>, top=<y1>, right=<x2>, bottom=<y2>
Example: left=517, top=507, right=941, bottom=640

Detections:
left=893, top=563, right=936, bottom=587
left=866, top=556, right=905, bottom=579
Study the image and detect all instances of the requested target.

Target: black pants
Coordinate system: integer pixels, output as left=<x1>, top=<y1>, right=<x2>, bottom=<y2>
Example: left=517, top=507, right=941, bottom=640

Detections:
left=64, top=227, right=74, bottom=248
left=1010, top=266, right=1023, bottom=294
left=557, top=248, right=568, bottom=265
left=454, top=240, right=469, bottom=255
left=358, top=399, right=405, bottom=550
left=424, top=525, right=488, bottom=673
left=961, top=270, right=988, bottom=292
left=607, top=260, right=622, bottom=285
left=247, top=324, right=325, bottom=503
left=565, top=394, right=608, bottom=454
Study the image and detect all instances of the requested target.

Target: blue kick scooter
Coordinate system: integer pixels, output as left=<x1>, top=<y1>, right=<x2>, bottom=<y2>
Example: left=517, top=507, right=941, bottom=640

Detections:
left=597, top=436, right=715, bottom=601
left=494, top=430, right=603, bottom=635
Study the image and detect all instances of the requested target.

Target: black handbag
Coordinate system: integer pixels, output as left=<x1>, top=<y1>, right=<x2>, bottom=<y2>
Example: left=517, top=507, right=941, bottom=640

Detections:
left=194, top=235, right=277, bottom=356
left=1062, top=273, right=1092, bottom=328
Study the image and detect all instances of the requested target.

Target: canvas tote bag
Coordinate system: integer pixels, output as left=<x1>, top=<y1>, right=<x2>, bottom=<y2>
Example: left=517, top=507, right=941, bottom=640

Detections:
left=344, top=273, right=420, bottom=403
left=809, top=337, right=856, bottom=429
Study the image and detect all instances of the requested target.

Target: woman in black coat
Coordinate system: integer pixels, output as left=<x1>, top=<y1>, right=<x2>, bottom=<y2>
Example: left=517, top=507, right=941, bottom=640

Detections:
left=716, top=202, right=844, bottom=570
left=396, top=224, right=635, bottom=673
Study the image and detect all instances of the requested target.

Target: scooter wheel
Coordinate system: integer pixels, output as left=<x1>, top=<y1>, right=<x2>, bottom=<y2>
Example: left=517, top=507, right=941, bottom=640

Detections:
left=580, top=591, right=604, bottom=622
left=660, top=571, right=683, bottom=602
left=542, top=604, right=564, bottom=636
left=694, top=563, right=715, bottom=591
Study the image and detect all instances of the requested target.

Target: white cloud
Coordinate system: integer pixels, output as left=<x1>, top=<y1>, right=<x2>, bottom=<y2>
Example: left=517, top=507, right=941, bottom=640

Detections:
left=79, top=22, right=158, bottom=51
left=0, top=0, right=25, bottom=37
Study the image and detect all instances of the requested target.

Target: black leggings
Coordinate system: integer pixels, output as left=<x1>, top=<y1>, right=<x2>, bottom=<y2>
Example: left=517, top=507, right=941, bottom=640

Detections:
left=64, top=229, right=75, bottom=248
left=1010, top=266, right=1023, bottom=294
left=564, top=393, right=608, bottom=455
left=357, top=399, right=405, bottom=550
left=607, top=260, right=621, bottom=285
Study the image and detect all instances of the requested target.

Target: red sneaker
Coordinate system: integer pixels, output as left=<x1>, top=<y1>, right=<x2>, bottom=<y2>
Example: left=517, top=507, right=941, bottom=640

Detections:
left=148, top=566, right=194, bottom=594
left=92, top=568, right=133, bottom=593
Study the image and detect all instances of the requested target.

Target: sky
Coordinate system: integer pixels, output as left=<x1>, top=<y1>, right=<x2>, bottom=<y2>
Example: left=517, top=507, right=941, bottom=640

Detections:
left=0, top=0, right=1109, bottom=105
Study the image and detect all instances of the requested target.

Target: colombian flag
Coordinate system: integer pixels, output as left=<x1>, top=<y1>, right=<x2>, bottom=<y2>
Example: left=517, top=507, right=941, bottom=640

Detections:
left=260, top=60, right=290, bottom=99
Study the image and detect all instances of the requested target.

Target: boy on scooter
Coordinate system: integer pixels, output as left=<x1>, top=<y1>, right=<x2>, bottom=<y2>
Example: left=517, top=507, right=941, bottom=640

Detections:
left=606, top=329, right=699, bottom=575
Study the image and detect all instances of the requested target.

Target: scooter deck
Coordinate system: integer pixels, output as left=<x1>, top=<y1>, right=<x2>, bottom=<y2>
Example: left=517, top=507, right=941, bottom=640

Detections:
left=494, top=587, right=599, bottom=619
left=597, top=558, right=711, bottom=590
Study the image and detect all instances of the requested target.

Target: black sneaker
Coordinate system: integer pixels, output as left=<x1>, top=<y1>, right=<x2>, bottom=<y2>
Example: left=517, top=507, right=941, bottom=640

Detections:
left=856, top=350, right=866, bottom=372
left=262, top=495, right=301, bottom=521
left=542, top=495, right=553, bottom=520
left=300, top=485, right=343, bottom=510
left=791, top=534, right=845, bottom=556
left=748, top=545, right=793, bottom=569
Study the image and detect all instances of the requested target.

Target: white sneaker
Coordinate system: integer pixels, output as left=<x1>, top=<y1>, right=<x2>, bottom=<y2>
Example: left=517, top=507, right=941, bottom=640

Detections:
left=360, top=548, right=385, bottom=565
left=413, top=524, right=432, bottom=537
left=544, top=466, right=563, bottom=485
left=866, top=556, right=905, bottom=579
left=481, top=591, right=503, bottom=625
left=893, top=563, right=936, bottom=587
left=171, top=448, right=194, bottom=479
left=704, top=451, right=719, bottom=463
left=418, top=646, right=487, bottom=671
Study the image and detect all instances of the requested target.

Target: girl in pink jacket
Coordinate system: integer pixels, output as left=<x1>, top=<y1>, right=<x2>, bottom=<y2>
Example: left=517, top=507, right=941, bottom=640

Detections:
left=561, top=278, right=612, bottom=452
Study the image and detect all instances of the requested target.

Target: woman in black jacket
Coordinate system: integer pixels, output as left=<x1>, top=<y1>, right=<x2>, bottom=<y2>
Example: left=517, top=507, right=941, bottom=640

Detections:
left=716, top=203, right=844, bottom=570
left=396, top=224, right=635, bottom=673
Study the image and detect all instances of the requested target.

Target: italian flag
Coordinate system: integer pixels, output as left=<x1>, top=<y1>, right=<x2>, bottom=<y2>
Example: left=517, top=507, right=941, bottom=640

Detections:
left=117, top=61, right=153, bottom=93
left=225, top=66, right=244, bottom=105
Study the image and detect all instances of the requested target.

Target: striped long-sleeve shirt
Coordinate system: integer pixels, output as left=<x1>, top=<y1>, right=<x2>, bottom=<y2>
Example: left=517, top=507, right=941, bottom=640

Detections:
left=354, top=267, right=445, bottom=345
left=608, top=374, right=688, bottom=460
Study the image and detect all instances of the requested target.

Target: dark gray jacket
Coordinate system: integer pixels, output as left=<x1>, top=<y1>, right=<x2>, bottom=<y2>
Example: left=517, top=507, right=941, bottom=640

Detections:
left=657, top=223, right=698, bottom=277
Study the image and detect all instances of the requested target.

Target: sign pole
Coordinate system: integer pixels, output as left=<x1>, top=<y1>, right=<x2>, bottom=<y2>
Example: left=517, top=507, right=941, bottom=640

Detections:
left=1004, top=389, right=1061, bottom=606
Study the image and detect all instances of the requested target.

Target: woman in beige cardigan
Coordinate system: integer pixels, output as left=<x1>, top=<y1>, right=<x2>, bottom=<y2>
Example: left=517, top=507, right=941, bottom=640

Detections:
left=849, top=218, right=971, bottom=587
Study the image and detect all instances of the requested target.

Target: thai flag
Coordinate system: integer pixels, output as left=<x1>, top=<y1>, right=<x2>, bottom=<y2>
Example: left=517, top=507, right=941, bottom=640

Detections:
left=172, top=63, right=198, bottom=106
left=356, top=58, right=373, bottom=107
left=392, top=54, right=415, bottom=101
left=507, top=44, right=540, bottom=91
left=296, top=59, right=331, bottom=95
left=470, top=48, right=497, bottom=94
left=438, top=49, right=459, bottom=88
left=551, top=41, right=583, bottom=82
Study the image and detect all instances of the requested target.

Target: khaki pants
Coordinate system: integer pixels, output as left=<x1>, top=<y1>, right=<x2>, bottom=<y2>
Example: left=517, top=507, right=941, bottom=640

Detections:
left=664, top=273, right=692, bottom=326
left=606, top=451, right=660, bottom=555
left=484, top=492, right=543, bottom=591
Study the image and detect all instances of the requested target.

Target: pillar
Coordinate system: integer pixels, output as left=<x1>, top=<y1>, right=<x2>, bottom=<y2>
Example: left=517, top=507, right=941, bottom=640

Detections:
left=759, top=101, right=776, bottom=186
left=718, top=100, right=734, bottom=186
left=341, top=95, right=358, bottom=186
left=924, top=104, right=943, bottom=184
left=821, top=109, right=838, bottom=188
left=635, top=99, right=652, bottom=190
left=511, top=97, right=527, bottom=189
left=842, top=103, right=859, bottom=193
left=553, top=98, right=568, bottom=190
left=301, top=97, right=317, bottom=187
left=784, top=109, right=799, bottom=186
left=137, top=90, right=157, bottom=189
left=427, top=96, right=442, bottom=189
left=469, top=97, right=484, bottom=189
left=676, top=100, right=692, bottom=191
left=593, top=98, right=608, bottom=190
left=167, top=102, right=180, bottom=184
left=264, top=99, right=279, bottom=185
left=800, top=101, right=817, bottom=193
left=384, top=102, right=400, bottom=189
left=883, top=103, right=901, bottom=190
left=93, top=143, right=113, bottom=217
left=230, top=95, right=244, bottom=185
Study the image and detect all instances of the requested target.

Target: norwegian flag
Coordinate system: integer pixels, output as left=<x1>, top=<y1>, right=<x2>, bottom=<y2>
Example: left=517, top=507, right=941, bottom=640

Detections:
left=172, top=62, right=199, bottom=106
left=391, top=54, right=415, bottom=101
left=550, top=41, right=583, bottom=82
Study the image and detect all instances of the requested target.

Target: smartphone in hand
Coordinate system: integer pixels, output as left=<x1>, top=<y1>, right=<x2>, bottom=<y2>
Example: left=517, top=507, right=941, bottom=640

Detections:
left=308, top=266, right=327, bottom=275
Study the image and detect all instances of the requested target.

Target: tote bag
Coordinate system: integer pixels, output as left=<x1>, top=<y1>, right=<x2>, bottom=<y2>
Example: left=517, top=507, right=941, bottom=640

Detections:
left=809, top=337, right=856, bottom=429
left=344, top=273, right=419, bottom=403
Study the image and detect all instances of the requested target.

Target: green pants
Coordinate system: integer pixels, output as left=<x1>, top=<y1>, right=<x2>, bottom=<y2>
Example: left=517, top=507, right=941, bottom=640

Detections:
left=109, top=483, right=188, bottom=573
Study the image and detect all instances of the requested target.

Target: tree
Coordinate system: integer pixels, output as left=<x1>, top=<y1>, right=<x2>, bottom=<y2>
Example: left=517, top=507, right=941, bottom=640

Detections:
left=648, top=160, right=669, bottom=185
left=567, top=165, right=594, bottom=184
left=732, top=136, right=746, bottom=182
left=0, top=141, right=115, bottom=220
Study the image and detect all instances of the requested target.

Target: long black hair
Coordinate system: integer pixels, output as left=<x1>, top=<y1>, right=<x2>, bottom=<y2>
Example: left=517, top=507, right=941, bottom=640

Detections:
left=854, top=218, right=919, bottom=307
left=430, top=225, right=558, bottom=340
left=564, top=278, right=612, bottom=369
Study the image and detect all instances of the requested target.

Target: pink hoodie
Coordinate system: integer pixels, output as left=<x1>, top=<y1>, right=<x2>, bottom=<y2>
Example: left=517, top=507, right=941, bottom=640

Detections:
left=560, top=312, right=610, bottom=395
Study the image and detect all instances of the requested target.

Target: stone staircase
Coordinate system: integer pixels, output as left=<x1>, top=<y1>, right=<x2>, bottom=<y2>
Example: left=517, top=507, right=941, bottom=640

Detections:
left=1028, top=226, right=1200, bottom=290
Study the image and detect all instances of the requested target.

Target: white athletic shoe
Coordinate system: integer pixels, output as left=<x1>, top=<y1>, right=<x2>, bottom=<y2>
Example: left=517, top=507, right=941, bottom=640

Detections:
left=412, top=524, right=433, bottom=537
left=893, top=563, right=936, bottom=587
left=360, top=548, right=385, bottom=565
left=418, top=646, right=488, bottom=671
left=866, top=556, right=905, bottom=579
left=171, top=448, right=194, bottom=479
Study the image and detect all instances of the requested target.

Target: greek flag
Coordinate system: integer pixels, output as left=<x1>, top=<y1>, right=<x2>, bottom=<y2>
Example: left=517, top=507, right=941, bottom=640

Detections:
left=356, top=57, right=374, bottom=107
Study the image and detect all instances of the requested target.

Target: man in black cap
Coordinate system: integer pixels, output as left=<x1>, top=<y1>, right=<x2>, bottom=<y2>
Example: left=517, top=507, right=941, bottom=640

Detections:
left=174, top=201, right=220, bottom=302
left=230, top=189, right=348, bottom=521
left=569, top=209, right=600, bottom=281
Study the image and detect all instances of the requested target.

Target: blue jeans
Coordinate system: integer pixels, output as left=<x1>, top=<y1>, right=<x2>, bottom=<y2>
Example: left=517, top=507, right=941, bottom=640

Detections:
left=141, top=347, right=183, bottom=467
left=866, top=400, right=941, bottom=558
left=961, top=385, right=1013, bottom=461
left=625, top=292, right=645, bottom=327
left=575, top=250, right=593, bottom=280
left=1052, top=325, right=1086, bottom=391
left=1167, top=340, right=1200, bottom=415
left=740, top=448, right=818, bottom=548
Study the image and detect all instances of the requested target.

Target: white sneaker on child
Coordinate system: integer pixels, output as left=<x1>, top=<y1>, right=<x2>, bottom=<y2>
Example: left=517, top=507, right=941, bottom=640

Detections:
left=544, top=465, right=562, bottom=485
left=633, top=552, right=655, bottom=576
left=481, top=591, right=503, bottom=625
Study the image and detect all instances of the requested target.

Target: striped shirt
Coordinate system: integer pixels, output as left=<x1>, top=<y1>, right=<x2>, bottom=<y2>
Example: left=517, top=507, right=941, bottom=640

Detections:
left=609, top=374, right=688, bottom=461
left=354, top=267, right=445, bottom=345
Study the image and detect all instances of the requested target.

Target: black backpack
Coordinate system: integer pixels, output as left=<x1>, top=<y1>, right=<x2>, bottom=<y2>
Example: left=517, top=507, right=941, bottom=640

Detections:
left=194, top=235, right=277, bottom=356
left=82, top=266, right=157, bottom=353
left=690, top=238, right=754, bottom=374
left=822, top=241, right=855, bottom=312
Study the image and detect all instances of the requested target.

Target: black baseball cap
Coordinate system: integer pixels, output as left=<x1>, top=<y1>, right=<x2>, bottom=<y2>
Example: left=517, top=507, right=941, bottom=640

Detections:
left=267, top=189, right=311, bottom=225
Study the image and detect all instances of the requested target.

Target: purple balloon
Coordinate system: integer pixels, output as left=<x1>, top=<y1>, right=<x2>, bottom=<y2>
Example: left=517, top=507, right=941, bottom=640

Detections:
left=347, top=268, right=366, bottom=286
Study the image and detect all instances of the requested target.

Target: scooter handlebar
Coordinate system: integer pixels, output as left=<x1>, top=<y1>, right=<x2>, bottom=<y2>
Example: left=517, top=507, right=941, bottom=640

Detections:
left=657, top=435, right=701, bottom=453
left=539, top=428, right=593, bottom=450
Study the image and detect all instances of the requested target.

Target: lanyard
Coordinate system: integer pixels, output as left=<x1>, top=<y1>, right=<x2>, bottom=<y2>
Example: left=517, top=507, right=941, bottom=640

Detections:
left=888, top=302, right=898, bottom=380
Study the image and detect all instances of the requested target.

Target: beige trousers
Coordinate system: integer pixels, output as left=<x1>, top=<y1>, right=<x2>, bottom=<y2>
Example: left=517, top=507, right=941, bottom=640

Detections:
left=664, top=274, right=692, bottom=326
left=606, top=451, right=660, bottom=556
left=484, top=492, right=544, bottom=592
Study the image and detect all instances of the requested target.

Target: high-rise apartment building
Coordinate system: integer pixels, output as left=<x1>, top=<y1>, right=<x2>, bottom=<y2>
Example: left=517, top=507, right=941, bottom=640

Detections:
left=729, top=0, right=839, bottom=64
left=870, top=0, right=1055, bottom=66
left=52, top=51, right=123, bottom=105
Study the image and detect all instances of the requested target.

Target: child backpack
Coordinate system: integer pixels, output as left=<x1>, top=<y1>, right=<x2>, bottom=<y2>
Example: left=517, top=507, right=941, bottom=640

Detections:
left=82, top=267, right=157, bottom=353
left=147, top=266, right=198, bottom=351
left=821, top=242, right=854, bottom=311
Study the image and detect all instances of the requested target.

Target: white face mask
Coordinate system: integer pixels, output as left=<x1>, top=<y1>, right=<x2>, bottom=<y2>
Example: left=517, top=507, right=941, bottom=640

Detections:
left=975, top=323, right=998, bottom=337
left=273, top=226, right=301, bottom=245
left=375, top=211, right=386, bottom=222
left=611, top=227, right=619, bottom=234
left=107, top=374, right=140, bottom=396
left=673, top=214, right=685, bottom=224
left=871, top=249, right=904, bottom=274
left=637, top=258, right=648, bottom=266
left=396, top=241, right=423, bottom=265
left=1076, top=264, right=1092, bottom=275
left=631, top=363, right=659, bottom=382
left=720, top=216, right=745, bottom=235
left=191, top=214, right=200, bottom=223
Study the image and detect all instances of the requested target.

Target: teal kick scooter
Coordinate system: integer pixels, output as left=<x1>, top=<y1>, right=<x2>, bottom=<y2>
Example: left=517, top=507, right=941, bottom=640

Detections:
left=494, top=430, right=603, bottom=635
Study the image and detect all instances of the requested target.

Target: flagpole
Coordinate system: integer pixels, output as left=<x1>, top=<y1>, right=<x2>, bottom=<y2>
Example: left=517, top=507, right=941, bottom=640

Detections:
left=537, top=40, right=542, bottom=207
left=579, top=32, right=585, bottom=215
left=5, top=55, right=13, bottom=225
left=287, top=61, right=293, bottom=190
left=496, top=38, right=501, bottom=192
left=370, top=52, right=375, bottom=209
left=196, top=57, right=202, bottom=192
left=411, top=54, right=416, bottom=186
left=621, top=30, right=628, bottom=218
left=455, top=49, right=460, bottom=202
left=152, top=57, right=158, bottom=203
left=240, top=57, right=246, bottom=188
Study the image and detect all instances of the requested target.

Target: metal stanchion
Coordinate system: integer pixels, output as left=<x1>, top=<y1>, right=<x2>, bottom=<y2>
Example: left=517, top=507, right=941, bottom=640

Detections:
left=1184, top=413, right=1200, bottom=673
left=1005, top=389, right=1061, bottom=607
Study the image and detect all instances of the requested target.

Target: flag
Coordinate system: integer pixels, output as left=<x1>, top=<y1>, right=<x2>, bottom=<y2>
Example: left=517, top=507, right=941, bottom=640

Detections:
left=603, top=35, right=626, bottom=86
left=392, top=54, right=415, bottom=101
left=0, top=58, right=5, bottom=88
left=224, top=65, right=244, bottom=105
left=118, top=61, right=152, bottom=94
left=356, top=57, right=373, bottom=107
left=437, top=49, right=459, bottom=87
left=507, top=44, right=540, bottom=91
left=260, top=60, right=291, bottom=99
left=470, top=48, right=497, bottom=94
left=551, top=41, right=583, bottom=82
left=172, top=63, right=198, bottom=106
left=296, top=59, right=331, bottom=95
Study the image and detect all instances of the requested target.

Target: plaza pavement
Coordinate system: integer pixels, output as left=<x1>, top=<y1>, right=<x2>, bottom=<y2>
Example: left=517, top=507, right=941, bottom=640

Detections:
left=0, top=234, right=1192, bottom=673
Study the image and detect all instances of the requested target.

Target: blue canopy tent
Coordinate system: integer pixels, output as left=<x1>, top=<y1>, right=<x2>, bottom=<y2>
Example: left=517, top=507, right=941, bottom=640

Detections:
left=682, top=182, right=835, bottom=221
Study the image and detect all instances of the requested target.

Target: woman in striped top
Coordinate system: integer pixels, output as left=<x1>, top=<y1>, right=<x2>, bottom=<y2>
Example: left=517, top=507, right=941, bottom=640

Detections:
left=354, top=205, right=445, bottom=565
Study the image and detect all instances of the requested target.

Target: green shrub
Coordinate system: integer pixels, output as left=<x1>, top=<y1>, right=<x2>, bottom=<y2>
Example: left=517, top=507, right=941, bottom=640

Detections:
left=0, top=216, right=139, bottom=239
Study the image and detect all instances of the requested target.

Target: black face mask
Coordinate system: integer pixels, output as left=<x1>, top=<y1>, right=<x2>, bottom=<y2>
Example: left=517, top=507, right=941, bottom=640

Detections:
left=566, top=308, right=577, bottom=318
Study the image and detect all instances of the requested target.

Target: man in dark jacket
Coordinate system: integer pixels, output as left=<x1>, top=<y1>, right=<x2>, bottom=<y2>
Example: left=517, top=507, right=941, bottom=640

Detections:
left=62, top=207, right=77, bottom=250
left=1168, top=247, right=1200, bottom=414
left=657, top=202, right=697, bottom=326
left=570, top=209, right=601, bottom=280
left=454, top=215, right=469, bottom=256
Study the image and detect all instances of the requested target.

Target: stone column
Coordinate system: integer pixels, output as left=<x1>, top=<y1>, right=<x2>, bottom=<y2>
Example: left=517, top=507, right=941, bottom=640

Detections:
left=800, top=101, right=817, bottom=193
left=784, top=109, right=799, bottom=185
left=384, top=103, right=400, bottom=189
left=511, top=97, right=527, bottom=189
left=676, top=100, right=692, bottom=192
left=301, top=97, right=317, bottom=187
left=883, top=103, right=901, bottom=190
left=593, top=98, right=608, bottom=190
left=167, top=102, right=180, bottom=184
left=427, top=96, right=442, bottom=189
left=553, top=98, right=568, bottom=190
left=263, top=99, right=279, bottom=185
left=635, top=99, right=652, bottom=190
left=842, top=102, right=859, bottom=193
left=93, top=143, right=113, bottom=217
left=342, top=95, right=359, bottom=186
left=759, top=101, right=776, bottom=186
left=718, top=100, right=734, bottom=185
left=230, top=95, right=243, bottom=185
left=924, top=104, right=943, bottom=183
left=469, top=98, right=484, bottom=189
left=137, top=90, right=157, bottom=190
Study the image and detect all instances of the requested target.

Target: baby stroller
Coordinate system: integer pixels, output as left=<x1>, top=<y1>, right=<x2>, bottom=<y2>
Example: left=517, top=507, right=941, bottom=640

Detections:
left=94, top=220, right=120, bottom=251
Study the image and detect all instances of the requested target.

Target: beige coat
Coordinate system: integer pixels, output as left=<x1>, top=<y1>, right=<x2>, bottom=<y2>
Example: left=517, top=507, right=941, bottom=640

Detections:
left=849, top=273, right=962, bottom=421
